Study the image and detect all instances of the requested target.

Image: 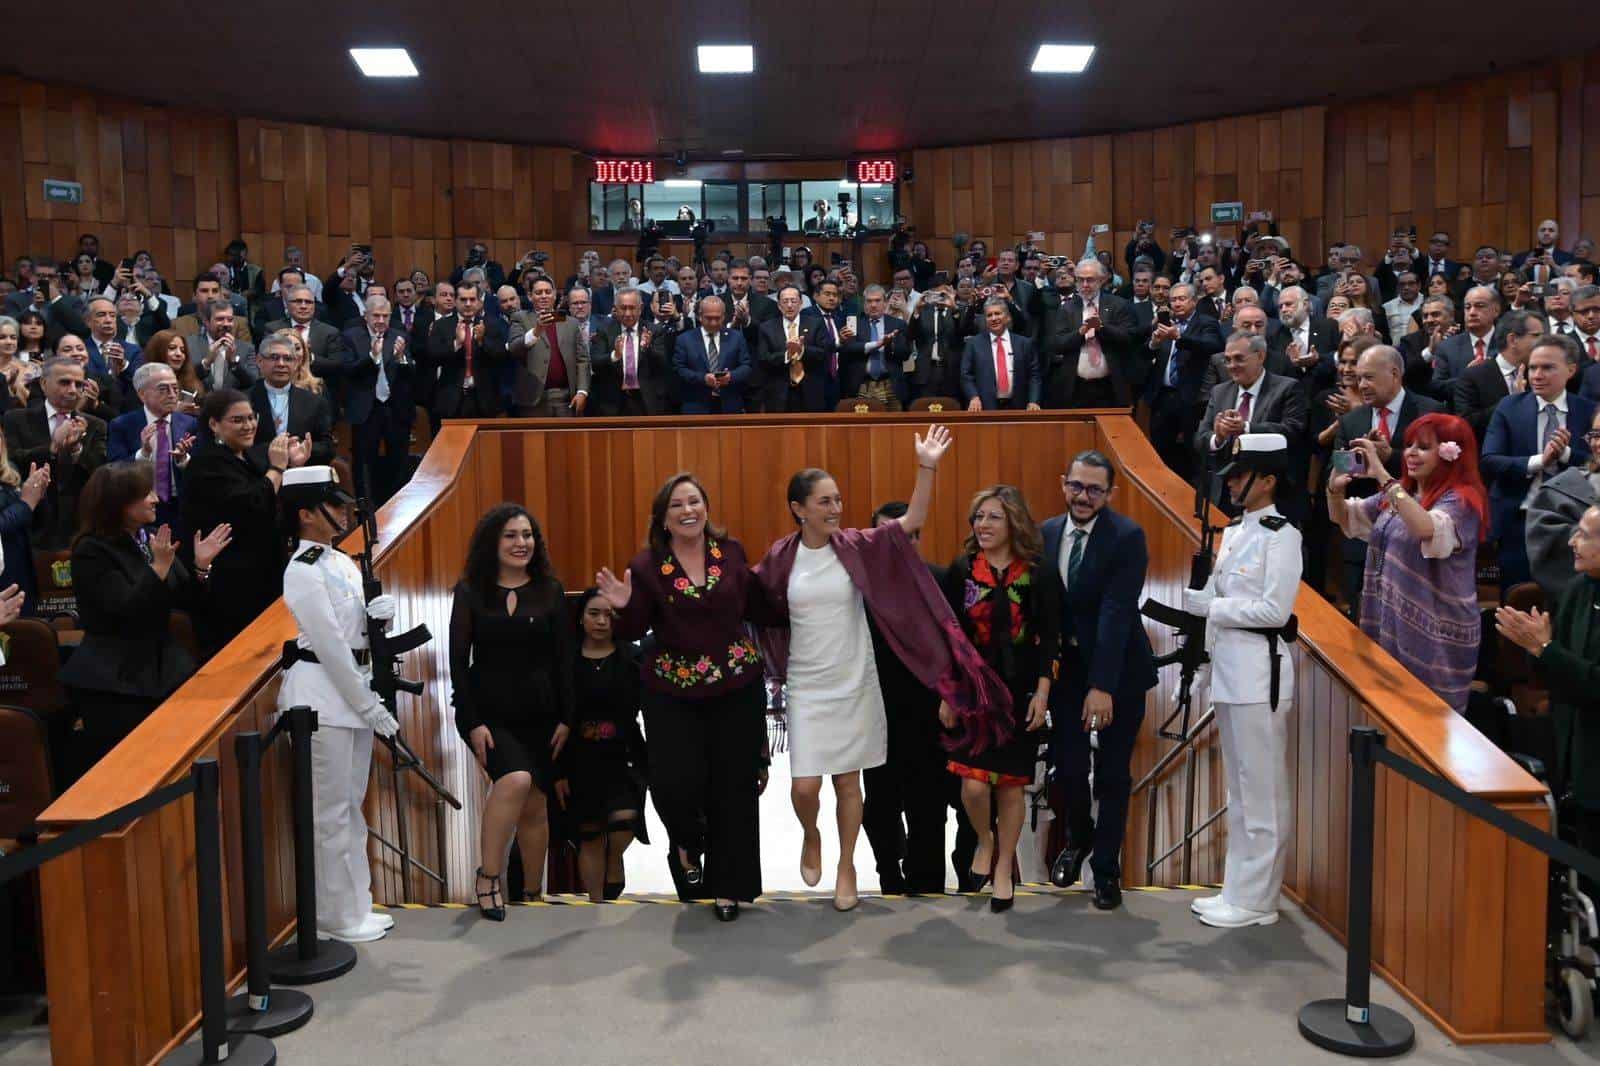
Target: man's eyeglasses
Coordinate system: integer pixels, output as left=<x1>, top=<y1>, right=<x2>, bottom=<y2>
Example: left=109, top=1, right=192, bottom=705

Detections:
left=150, top=383, right=181, bottom=395
left=1065, top=480, right=1108, bottom=501
left=259, top=352, right=295, bottom=363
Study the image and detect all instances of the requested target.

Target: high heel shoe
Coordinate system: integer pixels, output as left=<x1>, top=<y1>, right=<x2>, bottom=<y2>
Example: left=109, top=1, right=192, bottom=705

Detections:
left=475, top=867, right=506, bottom=922
left=800, top=829, right=822, bottom=888
left=968, top=847, right=995, bottom=893
left=714, top=901, right=740, bottom=922
left=833, top=863, right=859, bottom=912
left=990, top=889, right=1015, bottom=914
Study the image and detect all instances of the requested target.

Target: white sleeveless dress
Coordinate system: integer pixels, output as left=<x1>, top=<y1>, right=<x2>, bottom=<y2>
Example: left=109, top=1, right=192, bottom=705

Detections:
left=785, top=540, right=888, bottom=776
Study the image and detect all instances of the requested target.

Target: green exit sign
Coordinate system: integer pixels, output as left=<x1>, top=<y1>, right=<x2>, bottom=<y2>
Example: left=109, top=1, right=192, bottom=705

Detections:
left=1210, top=201, right=1244, bottom=224
left=43, top=179, right=83, bottom=205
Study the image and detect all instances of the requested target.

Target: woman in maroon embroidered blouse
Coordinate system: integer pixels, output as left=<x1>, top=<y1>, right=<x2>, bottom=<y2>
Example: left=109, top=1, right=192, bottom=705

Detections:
left=596, top=473, right=780, bottom=922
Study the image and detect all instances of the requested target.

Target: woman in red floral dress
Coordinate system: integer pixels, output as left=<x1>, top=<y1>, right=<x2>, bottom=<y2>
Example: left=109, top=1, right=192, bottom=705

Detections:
left=939, top=485, right=1062, bottom=911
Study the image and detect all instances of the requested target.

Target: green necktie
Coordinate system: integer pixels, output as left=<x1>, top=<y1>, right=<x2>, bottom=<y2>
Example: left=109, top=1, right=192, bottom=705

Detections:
left=1067, top=528, right=1086, bottom=586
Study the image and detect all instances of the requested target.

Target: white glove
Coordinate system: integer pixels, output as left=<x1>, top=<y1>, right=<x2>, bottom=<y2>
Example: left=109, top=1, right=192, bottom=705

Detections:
left=361, top=701, right=399, bottom=738
left=1182, top=587, right=1214, bottom=617
left=367, top=593, right=398, bottom=622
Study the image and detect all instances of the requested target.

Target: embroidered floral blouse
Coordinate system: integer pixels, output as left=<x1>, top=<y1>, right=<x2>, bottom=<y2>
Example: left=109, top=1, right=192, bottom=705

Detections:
left=614, top=536, right=781, bottom=699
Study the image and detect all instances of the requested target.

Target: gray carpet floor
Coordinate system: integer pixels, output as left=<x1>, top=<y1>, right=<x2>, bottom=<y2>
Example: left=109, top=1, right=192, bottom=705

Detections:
left=9, top=888, right=1600, bottom=1064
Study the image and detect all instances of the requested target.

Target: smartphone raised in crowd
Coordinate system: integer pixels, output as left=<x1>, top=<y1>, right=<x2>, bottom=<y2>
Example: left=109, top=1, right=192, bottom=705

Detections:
left=1330, top=449, right=1367, bottom=476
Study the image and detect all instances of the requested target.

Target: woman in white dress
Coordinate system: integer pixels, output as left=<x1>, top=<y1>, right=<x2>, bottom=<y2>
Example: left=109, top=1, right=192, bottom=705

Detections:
left=755, top=426, right=961, bottom=910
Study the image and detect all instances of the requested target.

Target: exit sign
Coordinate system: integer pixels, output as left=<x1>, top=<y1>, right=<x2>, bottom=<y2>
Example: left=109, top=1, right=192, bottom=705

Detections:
left=43, top=179, right=83, bottom=205
left=1210, top=201, right=1244, bottom=224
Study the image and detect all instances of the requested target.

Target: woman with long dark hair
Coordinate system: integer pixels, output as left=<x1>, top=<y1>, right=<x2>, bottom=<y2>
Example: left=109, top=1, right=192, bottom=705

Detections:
left=449, top=503, right=574, bottom=920
left=595, top=473, right=779, bottom=922
left=752, top=426, right=1010, bottom=910
left=58, top=461, right=231, bottom=778
left=1328, top=412, right=1488, bottom=711
left=180, top=387, right=308, bottom=654
left=567, top=587, right=647, bottom=901
left=939, top=485, right=1061, bottom=911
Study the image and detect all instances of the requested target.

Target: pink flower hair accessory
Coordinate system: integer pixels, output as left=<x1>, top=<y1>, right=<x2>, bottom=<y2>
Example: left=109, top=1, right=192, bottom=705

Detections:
left=1437, top=440, right=1462, bottom=462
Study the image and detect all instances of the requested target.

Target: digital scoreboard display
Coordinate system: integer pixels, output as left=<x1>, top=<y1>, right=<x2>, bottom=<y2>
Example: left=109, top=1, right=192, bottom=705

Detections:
left=593, top=159, right=656, bottom=183
left=849, top=159, right=897, bottom=184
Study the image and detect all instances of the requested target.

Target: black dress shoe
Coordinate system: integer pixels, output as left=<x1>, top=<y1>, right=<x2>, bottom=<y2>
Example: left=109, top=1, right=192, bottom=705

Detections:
left=713, top=901, right=740, bottom=922
left=1051, top=845, right=1089, bottom=888
left=1092, top=877, right=1122, bottom=911
left=989, top=891, right=1014, bottom=913
left=603, top=881, right=624, bottom=901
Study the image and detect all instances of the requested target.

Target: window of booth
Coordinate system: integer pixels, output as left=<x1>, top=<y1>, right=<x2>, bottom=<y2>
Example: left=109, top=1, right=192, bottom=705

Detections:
left=587, top=178, right=896, bottom=235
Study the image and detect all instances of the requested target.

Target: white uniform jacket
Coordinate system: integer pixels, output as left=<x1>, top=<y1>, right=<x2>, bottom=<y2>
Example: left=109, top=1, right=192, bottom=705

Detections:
left=1200, top=505, right=1302, bottom=706
left=278, top=539, right=378, bottom=729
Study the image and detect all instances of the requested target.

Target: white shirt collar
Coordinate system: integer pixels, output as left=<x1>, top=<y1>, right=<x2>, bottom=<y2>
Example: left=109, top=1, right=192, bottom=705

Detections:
left=702, top=328, right=719, bottom=347
left=991, top=330, right=1012, bottom=349
left=1537, top=391, right=1569, bottom=414
left=1494, top=353, right=1517, bottom=378
left=1238, top=372, right=1264, bottom=399
left=265, top=381, right=291, bottom=397
left=1385, top=389, right=1406, bottom=418
left=1068, top=513, right=1099, bottom=537
left=1241, top=503, right=1282, bottom=526
left=143, top=406, right=169, bottom=424
left=43, top=400, right=65, bottom=423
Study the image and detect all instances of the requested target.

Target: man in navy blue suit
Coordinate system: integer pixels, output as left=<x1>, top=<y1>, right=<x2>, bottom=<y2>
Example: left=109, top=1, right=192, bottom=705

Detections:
left=106, top=362, right=198, bottom=532
left=837, top=285, right=911, bottom=409
left=673, top=296, right=751, bottom=414
left=959, top=298, right=1042, bottom=410
left=1483, top=334, right=1596, bottom=587
left=1144, top=283, right=1223, bottom=482
left=1043, top=450, right=1158, bottom=910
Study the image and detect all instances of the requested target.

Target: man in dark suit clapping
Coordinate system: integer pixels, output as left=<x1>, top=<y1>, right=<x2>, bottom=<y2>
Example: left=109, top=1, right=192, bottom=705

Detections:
left=1145, top=283, right=1224, bottom=481
left=1049, top=258, right=1139, bottom=409
left=342, top=298, right=416, bottom=504
left=960, top=298, right=1042, bottom=411
left=757, top=285, right=828, bottom=413
left=590, top=288, right=671, bottom=417
left=427, top=281, right=504, bottom=422
left=3, top=357, right=107, bottom=549
left=1194, top=333, right=1309, bottom=523
left=1043, top=450, right=1158, bottom=910
left=247, top=333, right=335, bottom=468
left=837, top=285, right=911, bottom=410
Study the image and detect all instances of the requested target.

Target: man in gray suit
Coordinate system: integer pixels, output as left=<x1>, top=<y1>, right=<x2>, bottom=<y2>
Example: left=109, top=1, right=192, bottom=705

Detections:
left=189, top=299, right=259, bottom=391
left=260, top=283, right=353, bottom=383
left=508, top=276, right=590, bottom=417
left=1194, top=333, right=1308, bottom=521
left=1527, top=406, right=1600, bottom=598
left=1429, top=285, right=1502, bottom=398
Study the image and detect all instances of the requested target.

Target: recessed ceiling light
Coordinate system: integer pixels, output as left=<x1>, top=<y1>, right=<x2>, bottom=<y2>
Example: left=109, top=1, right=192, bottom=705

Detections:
left=697, top=45, right=753, bottom=73
left=350, top=48, right=419, bottom=78
left=1030, top=44, right=1095, bottom=73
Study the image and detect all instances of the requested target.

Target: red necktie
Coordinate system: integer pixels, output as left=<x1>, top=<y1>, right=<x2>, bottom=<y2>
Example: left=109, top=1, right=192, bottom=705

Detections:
left=994, top=335, right=1010, bottom=396
left=1588, top=336, right=1598, bottom=363
left=464, top=317, right=475, bottom=385
left=1236, top=389, right=1251, bottom=426
left=1472, top=338, right=1486, bottom=365
left=1377, top=407, right=1392, bottom=440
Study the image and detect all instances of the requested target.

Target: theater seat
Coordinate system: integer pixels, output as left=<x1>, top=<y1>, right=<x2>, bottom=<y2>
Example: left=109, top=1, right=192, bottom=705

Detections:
left=910, top=396, right=960, bottom=413
left=835, top=397, right=887, bottom=413
left=0, top=619, right=66, bottom=720
left=0, top=705, right=52, bottom=843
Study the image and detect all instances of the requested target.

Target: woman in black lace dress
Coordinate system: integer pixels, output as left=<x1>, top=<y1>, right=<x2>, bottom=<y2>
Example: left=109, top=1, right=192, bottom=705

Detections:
left=568, top=587, right=648, bottom=901
left=449, top=503, right=575, bottom=920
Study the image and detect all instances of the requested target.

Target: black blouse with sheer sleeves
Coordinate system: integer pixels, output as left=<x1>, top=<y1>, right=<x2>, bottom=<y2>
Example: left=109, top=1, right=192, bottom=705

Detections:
left=447, top=576, right=577, bottom=743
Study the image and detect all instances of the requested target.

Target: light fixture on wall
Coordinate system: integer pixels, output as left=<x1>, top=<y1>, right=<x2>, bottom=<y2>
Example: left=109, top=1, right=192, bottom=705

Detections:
left=697, top=45, right=754, bottom=73
left=349, top=48, right=419, bottom=78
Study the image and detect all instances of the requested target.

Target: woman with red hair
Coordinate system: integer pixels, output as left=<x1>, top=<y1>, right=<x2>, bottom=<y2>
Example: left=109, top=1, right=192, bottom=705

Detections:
left=1327, top=413, right=1487, bottom=711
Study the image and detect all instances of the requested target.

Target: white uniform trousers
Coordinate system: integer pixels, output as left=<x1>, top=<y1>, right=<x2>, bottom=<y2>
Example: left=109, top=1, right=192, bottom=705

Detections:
left=311, top=723, right=375, bottom=931
left=1216, top=700, right=1292, bottom=912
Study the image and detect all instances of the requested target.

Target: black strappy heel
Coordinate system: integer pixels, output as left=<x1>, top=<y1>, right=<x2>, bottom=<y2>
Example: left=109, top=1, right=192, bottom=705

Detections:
left=476, top=867, right=507, bottom=922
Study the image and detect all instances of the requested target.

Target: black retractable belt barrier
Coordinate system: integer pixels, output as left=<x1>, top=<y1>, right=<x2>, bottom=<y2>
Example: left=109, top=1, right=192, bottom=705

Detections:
left=163, top=758, right=276, bottom=1065
left=267, top=705, right=358, bottom=985
left=225, top=731, right=315, bottom=1037
left=1300, top=725, right=1600, bottom=1056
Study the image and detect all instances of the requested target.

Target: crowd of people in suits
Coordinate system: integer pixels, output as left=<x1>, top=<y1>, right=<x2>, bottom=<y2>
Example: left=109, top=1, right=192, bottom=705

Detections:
left=6, top=215, right=1600, bottom=898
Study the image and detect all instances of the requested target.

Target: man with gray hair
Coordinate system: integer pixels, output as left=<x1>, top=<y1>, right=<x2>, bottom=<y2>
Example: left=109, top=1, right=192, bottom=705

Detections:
left=106, top=361, right=199, bottom=531
left=838, top=283, right=910, bottom=409
left=1049, top=256, right=1137, bottom=409
left=343, top=296, right=416, bottom=503
left=1545, top=276, right=1579, bottom=339
left=83, top=293, right=141, bottom=381
left=248, top=332, right=334, bottom=468
left=1332, top=344, right=1443, bottom=612
left=262, top=283, right=351, bottom=380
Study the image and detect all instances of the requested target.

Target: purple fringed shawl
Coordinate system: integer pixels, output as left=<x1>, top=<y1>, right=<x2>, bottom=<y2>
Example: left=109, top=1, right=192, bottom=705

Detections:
left=752, top=521, right=1013, bottom=754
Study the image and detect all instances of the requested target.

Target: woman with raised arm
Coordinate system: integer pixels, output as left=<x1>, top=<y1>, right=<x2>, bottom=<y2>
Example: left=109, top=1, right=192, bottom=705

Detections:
left=752, top=425, right=1012, bottom=909
left=595, top=474, right=780, bottom=923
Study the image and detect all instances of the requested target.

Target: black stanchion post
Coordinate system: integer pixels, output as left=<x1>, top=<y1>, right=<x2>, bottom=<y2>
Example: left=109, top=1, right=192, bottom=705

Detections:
left=226, top=732, right=315, bottom=1036
left=163, top=759, right=276, bottom=1065
left=1298, top=726, right=1416, bottom=1058
left=267, top=705, right=358, bottom=985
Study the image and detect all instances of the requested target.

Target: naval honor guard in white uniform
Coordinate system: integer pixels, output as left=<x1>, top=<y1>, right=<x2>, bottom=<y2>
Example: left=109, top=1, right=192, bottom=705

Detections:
left=1181, top=433, right=1302, bottom=929
left=277, top=465, right=401, bottom=943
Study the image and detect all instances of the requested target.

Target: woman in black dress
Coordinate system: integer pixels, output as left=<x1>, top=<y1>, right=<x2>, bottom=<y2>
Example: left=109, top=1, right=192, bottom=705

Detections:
left=569, top=587, right=648, bottom=902
left=449, top=503, right=575, bottom=920
left=940, top=485, right=1061, bottom=912
left=180, top=387, right=309, bottom=653
left=58, top=462, right=232, bottom=780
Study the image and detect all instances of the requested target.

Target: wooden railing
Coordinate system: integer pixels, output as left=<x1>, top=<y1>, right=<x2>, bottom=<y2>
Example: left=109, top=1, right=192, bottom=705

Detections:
left=36, top=411, right=1550, bottom=1061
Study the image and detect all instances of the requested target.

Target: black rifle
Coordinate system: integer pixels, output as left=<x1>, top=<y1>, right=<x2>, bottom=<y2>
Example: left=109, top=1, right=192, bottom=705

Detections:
left=1140, top=458, right=1223, bottom=741
left=346, top=497, right=462, bottom=895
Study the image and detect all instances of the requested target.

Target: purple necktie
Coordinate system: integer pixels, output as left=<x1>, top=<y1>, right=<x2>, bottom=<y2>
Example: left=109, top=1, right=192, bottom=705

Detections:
left=624, top=330, right=638, bottom=389
left=154, top=417, right=172, bottom=501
